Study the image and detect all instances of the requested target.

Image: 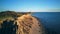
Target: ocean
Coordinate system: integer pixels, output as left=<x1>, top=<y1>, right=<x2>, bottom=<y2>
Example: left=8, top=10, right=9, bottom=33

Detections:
left=32, top=12, right=60, bottom=34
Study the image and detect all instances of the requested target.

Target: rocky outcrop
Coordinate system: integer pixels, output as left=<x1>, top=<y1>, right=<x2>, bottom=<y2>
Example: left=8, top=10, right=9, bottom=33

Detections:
left=0, top=11, right=46, bottom=34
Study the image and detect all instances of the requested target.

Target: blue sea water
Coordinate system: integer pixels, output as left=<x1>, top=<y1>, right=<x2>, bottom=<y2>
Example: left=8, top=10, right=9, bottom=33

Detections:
left=32, top=12, right=60, bottom=34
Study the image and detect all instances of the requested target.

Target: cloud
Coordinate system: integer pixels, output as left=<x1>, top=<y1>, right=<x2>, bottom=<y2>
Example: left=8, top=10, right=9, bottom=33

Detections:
left=18, top=8, right=60, bottom=12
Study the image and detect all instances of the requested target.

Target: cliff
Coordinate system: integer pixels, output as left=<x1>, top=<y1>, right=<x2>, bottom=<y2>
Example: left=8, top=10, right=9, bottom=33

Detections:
left=0, top=11, right=46, bottom=34
left=16, top=14, right=46, bottom=34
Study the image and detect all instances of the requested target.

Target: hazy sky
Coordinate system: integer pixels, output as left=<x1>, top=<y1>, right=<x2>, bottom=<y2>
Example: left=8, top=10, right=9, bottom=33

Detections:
left=0, top=0, right=60, bottom=12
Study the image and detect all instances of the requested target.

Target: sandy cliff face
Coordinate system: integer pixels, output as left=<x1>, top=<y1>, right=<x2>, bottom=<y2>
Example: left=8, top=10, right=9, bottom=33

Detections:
left=16, top=14, right=45, bottom=34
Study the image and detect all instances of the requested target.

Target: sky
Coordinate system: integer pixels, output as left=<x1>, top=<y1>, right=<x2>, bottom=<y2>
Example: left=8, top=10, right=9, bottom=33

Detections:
left=0, top=0, right=60, bottom=12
